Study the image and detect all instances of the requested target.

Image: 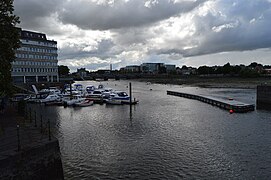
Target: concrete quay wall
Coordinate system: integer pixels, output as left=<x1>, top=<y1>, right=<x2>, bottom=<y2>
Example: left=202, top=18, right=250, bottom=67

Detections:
left=0, top=137, right=64, bottom=180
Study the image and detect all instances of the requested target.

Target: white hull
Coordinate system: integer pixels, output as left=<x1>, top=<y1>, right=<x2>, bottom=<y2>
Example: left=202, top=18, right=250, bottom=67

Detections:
left=63, top=97, right=86, bottom=106
left=74, top=99, right=94, bottom=107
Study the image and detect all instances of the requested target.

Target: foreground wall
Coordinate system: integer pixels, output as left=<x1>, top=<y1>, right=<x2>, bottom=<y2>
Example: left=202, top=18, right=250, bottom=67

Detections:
left=0, top=138, right=64, bottom=180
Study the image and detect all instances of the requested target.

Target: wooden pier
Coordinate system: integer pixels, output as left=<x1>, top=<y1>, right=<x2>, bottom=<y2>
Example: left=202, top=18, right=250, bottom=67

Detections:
left=167, top=91, right=255, bottom=113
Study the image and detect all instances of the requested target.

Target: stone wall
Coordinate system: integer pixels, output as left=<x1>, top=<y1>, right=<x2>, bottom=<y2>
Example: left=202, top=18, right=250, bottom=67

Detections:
left=0, top=138, right=64, bottom=180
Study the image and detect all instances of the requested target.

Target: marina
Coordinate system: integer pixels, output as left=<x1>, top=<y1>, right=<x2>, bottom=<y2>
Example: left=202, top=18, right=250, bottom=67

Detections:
left=2, top=80, right=271, bottom=179
left=17, top=82, right=139, bottom=107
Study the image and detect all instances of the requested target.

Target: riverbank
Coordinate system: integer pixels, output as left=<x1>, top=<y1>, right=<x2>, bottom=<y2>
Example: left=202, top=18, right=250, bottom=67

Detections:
left=138, top=76, right=271, bottom=89
left=0, top=104, right=64, bottom=179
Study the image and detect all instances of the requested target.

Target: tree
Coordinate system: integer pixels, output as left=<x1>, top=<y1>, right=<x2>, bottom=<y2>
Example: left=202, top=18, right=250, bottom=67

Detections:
left=249, top=62, right=262, bottom=68
left=181, top=65, right=188, bottom=70
left=0, top=0, right=20, bottom=96
left=58, top=65, right=70, bottom=76
left=222, top=62, right=232, bottom=74
left=198, top=66, right=214, bottom=75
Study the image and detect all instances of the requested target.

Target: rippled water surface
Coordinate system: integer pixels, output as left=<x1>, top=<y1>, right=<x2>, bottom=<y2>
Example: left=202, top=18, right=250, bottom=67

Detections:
left=36, top=80, right=271, bottom=179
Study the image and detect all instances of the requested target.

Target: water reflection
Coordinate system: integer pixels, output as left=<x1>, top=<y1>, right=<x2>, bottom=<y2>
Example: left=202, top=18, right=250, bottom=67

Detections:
left=30, top=80, right=271, bottom=179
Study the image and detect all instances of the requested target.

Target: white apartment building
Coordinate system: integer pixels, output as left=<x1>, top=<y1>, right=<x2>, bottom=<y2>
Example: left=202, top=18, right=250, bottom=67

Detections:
left=11, top=29, right=58, bottom=83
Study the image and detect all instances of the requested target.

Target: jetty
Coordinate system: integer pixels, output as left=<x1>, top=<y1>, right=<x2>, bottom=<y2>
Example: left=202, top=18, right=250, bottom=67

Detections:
left=167, top=91, right=255, bottom=113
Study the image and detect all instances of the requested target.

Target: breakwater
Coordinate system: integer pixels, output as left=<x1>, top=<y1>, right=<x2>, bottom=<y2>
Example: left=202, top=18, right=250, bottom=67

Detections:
left=167, top=90, right=255, bottom=113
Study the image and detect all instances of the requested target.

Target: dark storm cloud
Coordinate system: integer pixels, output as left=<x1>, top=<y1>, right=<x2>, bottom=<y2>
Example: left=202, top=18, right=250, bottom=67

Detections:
left=13, top=0, right=271, bottom=70
left=14, top=0, right=65, bottom=32
left=58, top=0, right=206, bottom=30
left=59, top=39, right=116, bottom=60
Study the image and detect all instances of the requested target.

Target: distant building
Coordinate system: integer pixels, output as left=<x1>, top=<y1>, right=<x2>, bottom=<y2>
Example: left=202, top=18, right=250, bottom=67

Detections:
left=141, top=63, right=164, bottom=73
left=121, top=65, right=141, bottom=73
left=165, top=64, right=176, bottom=72
left=176, top=67, right=197, bottom=75
left=76, top=68, right=88, bottom=78
left=12, top=29, right=58, bottom=83
left=96, top=70, right=111, bottom=74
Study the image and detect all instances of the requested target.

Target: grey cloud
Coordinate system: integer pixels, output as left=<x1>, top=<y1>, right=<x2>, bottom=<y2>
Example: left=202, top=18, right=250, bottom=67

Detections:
left=59, top=0, right=206, bottom=30
left=14, top=0, right=65, bottom=32
left=155, top=0, right=271, bottom=57
left=59, top=39, right=116, bottom=60
left=13, top=0, right=271, bottom=70
left=80, top=62, right=110, bottom=71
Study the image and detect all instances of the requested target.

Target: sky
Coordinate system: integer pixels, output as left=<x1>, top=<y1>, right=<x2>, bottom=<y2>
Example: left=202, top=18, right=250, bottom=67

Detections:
left=14, top=0, right=271, bottom=72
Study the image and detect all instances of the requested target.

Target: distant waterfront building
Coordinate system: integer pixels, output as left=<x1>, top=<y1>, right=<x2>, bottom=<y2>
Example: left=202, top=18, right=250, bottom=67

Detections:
left=120, top=65, right=141, bottom=73
left=140, top=63, right=164, bottom=73
left=11, top=29, right=58, bottom=83
left=164, top=64, right=176, bottom=72
left=176, top=66, right=197, bottom=75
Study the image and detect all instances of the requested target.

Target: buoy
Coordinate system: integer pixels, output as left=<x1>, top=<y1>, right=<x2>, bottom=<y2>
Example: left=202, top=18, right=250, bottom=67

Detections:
left=150, top=88, right=152, bottom=91
left=229, top=109, right=234, bottom=114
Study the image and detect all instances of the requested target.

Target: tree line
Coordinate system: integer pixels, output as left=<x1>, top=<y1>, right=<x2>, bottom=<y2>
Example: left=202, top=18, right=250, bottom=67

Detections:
left=197, top=62, right=271, bottom=77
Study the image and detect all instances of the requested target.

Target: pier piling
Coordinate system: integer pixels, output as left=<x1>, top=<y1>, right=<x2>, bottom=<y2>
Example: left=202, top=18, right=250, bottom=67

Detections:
left=129, top=82, right=132, bottom=105
left=40, top=115, right=43, bottom=133
left=17, top=124, right=21, bottom=151
left=48, top=119, right=51, bottom=141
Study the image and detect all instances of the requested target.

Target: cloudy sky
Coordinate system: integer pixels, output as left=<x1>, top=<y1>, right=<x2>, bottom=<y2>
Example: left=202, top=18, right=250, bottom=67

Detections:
left=14, top=0, right=271, bottom=71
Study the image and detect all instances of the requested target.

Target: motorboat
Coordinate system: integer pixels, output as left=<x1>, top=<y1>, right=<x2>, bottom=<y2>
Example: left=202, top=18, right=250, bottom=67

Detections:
left=85, top=89, right=104, bottom=103
left=39, top=94, right=61, bottom=103
left=102, top=88, right=113, bottom=99
left=62, top=95, right=85, bottom=106
left=85, top=85, right=95, bottom=94
left=63, top=87, right=81, bottom=97
left=28, top=92, right=61, bottom=103
left=74, top=99, right=94, bottom=107
left=106, top=98, right=123, bottom=105
left=74, top=84, right=84, bottom=91
left=105, top=91, right=130, bottom=104
left=39, top=87, right=62, bottom=96
left=10, top=93, right=30, bottom=102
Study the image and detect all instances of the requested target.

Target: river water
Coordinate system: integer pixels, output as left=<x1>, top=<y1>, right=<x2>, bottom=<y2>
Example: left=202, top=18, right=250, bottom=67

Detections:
left=34, top=80, right=271, bottom=179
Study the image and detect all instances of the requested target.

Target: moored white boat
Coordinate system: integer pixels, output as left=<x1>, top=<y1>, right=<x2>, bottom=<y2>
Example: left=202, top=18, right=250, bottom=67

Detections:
left=39, top=94, right=61, bottom=103
left=106, top=98, right=123, bottom=105
left=74, top=99, right=94, bottom=107
left=85, top=89, right=104, bottom=103
left=39, top=87, right=62, bottom=96
left=105, top=91, right=139, bottom=105
left=63, top=95, right=85, bottom=106
left=28, top=92, right=60, bottom=103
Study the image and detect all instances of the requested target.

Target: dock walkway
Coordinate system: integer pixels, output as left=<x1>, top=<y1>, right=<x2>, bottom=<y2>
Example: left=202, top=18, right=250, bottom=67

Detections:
left=167, top=91, right=255, bottom=113
left=0, top=104, right=64, bottom=179
left=0, top=106, right=51, bottom=157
